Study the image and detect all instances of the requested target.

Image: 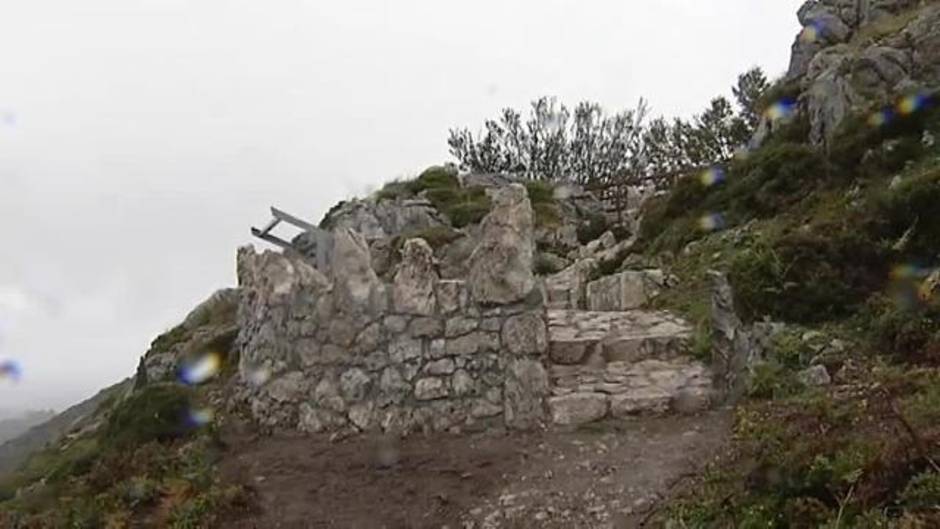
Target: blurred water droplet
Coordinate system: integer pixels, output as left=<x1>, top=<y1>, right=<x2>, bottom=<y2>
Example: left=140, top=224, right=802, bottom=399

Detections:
left=700, top=167, right=726, bottom=187
left=897, top=92, right=931, bottom=116
left=868, top=109, right=893, bottom=128
left=799, top=22, right=821, bottom=44
left=698, top=213, right=726, bottom=232
left=179, top=352, right=222, bottom=386
left=186, top=407, right=215, bottom=428
left=765, top=100, right=796, bottom=122
left=0, top=359, right=22, bottom=382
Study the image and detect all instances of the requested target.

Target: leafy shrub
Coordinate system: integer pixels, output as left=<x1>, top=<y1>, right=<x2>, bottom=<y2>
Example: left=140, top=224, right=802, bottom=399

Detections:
left=577, top=213, right=609, bottom=244
left=150, top=325, right=189, bottom=355
left=441, top=186, right=492, bottom=228
left=638, top=143, right=825, bottom=254
left=747, top=362, right=804, bottom=400
left=395, top=226, right=463, bottom=253
left=870, top=167, right=940, bottom=260
left=901, top=471, right=940, bottom=510
left=713, top=142, right=826, bottom=222
left=374, top=180, right=412, bottom=201
left=730, top=226, right=886, bottom=323
left=317, top=199, right=349, bottom=230
left=756, top=78, right=802, bottom=116
left=525, top=180, right=563, bottom=230
left=524, top=180, right=555, bottom=204
left=870, top=302, right=940, bottom=363
left=829, top=93, right=939, bottom=177
left=534, top=253, right=564, bottom=276
left=728, top=242, right=785, bottom=321
left=105, top=385, right=194, bottom=448
left=407, top=165, right=459, bottom=194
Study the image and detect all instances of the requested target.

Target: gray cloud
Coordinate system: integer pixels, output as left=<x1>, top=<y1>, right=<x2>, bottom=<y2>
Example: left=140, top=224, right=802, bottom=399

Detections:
left=0, top=0, right=804, bottom=411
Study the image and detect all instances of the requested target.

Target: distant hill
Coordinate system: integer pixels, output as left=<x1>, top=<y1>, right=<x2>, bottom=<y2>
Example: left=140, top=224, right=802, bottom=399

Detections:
left=0, top=411, right=56, bottom=445
left=0, top=379, right=130, bottom=479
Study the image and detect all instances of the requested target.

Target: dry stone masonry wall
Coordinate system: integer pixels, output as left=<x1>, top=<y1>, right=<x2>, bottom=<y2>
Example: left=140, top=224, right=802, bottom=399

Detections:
left=234, top=185, right=552, bottom=436
left=233, top=183, right=720, bottom=436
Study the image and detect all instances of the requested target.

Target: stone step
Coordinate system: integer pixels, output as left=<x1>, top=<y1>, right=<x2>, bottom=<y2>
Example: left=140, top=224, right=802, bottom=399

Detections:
left=547, top=359, right=716, bottom=425
left=547, top=309, right=692, bottom=366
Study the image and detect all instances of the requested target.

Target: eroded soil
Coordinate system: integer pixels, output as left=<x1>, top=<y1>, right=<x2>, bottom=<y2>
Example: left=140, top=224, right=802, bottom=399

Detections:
left=219, top=410, right=731, bottom=529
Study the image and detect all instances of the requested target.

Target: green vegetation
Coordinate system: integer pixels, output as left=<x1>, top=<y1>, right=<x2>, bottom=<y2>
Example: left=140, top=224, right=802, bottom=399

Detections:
left=634, top=87, right=940, bottom=526
left=1, top=299, right=244, bottom=528
left=577, top=212, right=610, bottom=245
left=525, top=180, right=563, bottom=228
left=374, top=166, right=493, bottom=228
left=395, top=225, right=464, bottom=252
left=640, top=91, right=940, bottom=325
left=669, top=365, right=940, bottom=527
left=0, top=383, right=244, bottom=528
left=105, top=385, right=195, bottom=448
left=534, top=253, right=565, bottom=276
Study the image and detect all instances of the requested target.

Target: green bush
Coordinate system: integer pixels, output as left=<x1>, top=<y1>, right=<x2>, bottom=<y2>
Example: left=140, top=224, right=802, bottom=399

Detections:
left=756, top=78, right=802, bottom=116
left=395, top=225, right=463, bottom=252
left=150, top=325, right=189, bottom=355
left=104, top=385, right=195, bottom=448
left=317, top=199, right=349, bottom=230
left=829, top=93, right=940, bottom=177
left=408, top=165, right=460, bottom=194
left=443, top=186, right=492, bottom=228
left=713, top=142, right=826, bottom=222
left=870, top=167, right=940, bottom=260
left=374, top=180, right=413, bottom=201
left=901, top=471, right=940, bottom=510
left=534, top=253, right=564, bottom=276
left=577, top=213, right=609, bottom=244
left=870, top=302, right=940, bottom=363
left=747, top=362, right=804, bottom=400
left=728, top=242, right=785, bottom=321
left=730, top=227, right=886, bottom=323
left=525, top=180, right=563, bottom=229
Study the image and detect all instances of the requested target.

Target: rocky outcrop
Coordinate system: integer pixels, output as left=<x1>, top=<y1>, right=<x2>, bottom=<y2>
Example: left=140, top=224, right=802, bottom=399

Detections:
left=544, top=258, right=597, bottom=310
left=708, top=271, right=786, bottom=403
left=467, top=184, right=537, bottom=305
left=140, top=288, right=240, bottom=384
left=779, top=0, right=940, bottom=145
left=585, top=270, right=670, bottom=312
left=317, top=198, right=448, bottom=242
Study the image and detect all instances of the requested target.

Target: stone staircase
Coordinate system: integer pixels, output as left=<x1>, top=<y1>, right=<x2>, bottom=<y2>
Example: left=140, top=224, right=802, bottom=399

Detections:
left=539, top=230, right=717, bottom=426
left=545, top=309, right=715, bottom=426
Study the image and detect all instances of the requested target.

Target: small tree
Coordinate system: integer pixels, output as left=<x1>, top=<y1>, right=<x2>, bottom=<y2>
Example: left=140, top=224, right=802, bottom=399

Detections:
left=447, top=97, right=651, bottom=188
left=733, top=67, right=770, bottom=129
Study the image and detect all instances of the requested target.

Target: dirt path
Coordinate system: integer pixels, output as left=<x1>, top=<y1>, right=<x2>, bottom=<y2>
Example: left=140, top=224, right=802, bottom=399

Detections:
left=219, top=410, right=731, bottom=529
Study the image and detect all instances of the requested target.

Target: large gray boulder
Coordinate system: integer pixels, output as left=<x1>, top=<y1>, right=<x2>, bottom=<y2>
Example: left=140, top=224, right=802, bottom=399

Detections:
left=392, top=238, right=438, bottom=315
left=467, top=184, right=536, bottom=305
left=330, top=228, right=386, bottom=314
left=503, top=359, right=549, bottom=430
left=319, top=197, right=448, bottom=242
left=548, top=393, right=608, bottom=426
left=585, top=270, right=669, bottom=312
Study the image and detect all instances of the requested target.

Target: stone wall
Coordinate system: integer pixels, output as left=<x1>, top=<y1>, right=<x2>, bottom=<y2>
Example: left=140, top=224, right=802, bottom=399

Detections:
left=234, top=185, right=551, bottom=436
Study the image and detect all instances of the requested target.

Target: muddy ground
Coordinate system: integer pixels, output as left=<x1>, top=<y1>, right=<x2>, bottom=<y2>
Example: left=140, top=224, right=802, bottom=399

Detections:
left=219, top=410, right=731, bottom=529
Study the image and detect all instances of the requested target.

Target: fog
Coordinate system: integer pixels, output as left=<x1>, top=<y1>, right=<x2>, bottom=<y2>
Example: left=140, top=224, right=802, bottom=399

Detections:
left=0, top=0, right=804, bottom=412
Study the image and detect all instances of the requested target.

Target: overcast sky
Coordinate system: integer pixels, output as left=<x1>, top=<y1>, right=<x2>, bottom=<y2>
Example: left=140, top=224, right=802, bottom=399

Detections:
left=0, top=0, right=804, bottom=412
